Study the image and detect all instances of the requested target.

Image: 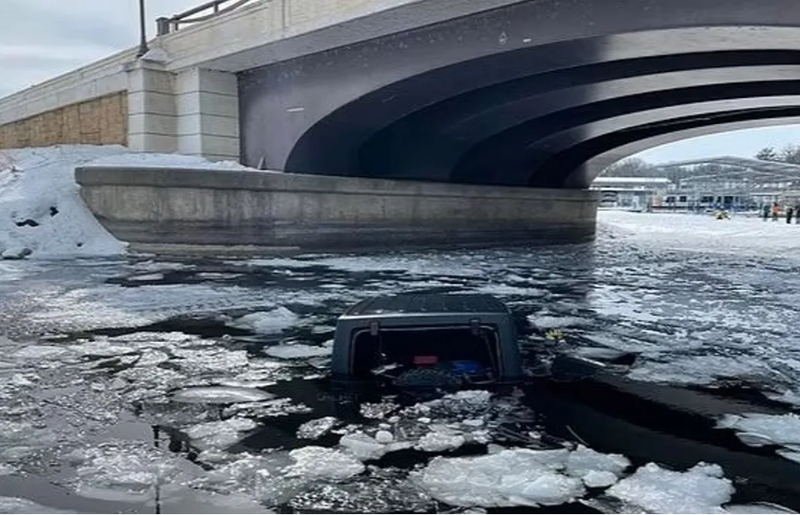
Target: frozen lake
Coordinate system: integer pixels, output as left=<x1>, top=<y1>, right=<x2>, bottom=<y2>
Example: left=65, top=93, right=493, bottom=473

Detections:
left=1, top=210, right=800, bottom=513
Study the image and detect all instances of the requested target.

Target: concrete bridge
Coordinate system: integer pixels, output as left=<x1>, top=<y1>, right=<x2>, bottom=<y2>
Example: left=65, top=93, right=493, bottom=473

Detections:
left=2, top=0, right=800, bottom=251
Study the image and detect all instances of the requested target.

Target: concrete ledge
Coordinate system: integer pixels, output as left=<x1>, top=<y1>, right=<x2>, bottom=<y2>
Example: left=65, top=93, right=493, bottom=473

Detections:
left=76, top=166, right=599, bottom=255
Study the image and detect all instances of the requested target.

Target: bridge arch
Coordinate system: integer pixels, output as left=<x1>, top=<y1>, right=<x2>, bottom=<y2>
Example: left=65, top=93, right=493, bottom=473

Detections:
left=237, top=0, right=800, bottom=186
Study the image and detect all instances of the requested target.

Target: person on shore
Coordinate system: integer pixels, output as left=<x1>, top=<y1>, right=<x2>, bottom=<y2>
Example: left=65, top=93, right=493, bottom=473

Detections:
left=772, top=202, right=781, bottom=221
left=788, top=205, right=795, bottom=224
left=763, top=204, right=770, bottom=221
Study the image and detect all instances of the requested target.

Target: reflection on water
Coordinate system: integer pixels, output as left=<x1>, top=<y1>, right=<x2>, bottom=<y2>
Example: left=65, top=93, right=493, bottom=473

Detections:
left=0, top=214, right=800, bottom=512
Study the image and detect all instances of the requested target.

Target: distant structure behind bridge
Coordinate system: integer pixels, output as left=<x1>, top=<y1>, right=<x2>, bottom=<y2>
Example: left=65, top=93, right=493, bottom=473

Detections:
left=593, top=156, right=800, bottom=211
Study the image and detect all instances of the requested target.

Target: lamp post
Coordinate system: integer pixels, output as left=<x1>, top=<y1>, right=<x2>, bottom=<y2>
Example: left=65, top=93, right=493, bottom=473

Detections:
left=136, top=0, right=149, bottom=58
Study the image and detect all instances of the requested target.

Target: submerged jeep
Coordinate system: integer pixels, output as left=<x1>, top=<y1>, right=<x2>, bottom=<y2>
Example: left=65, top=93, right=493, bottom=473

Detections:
left=331, top=293, right=524, bottom=388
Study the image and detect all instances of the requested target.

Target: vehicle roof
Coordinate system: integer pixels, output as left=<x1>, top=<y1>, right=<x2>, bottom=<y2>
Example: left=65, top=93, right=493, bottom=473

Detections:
left=342, top=293, right=509, bottom=317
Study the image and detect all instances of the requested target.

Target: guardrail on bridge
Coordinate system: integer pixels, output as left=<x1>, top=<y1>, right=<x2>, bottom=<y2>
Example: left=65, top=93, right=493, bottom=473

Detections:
left=157, top=0, right=262, bottom=35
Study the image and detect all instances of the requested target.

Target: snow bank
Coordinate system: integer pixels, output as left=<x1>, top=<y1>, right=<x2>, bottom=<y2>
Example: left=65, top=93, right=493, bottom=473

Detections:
left=0, top=145, right=131, bottom=258
left=85, top=152, right=250, bottom=171
left=606, top=462, right=733, bottom=514
left=416, top=446, right=629, bottom=508
left=0, top=145, right=279, bottom=259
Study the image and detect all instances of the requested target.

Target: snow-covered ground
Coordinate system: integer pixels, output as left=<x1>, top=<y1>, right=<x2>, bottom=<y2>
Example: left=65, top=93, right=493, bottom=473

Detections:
left=2, top=146, right=800, bottom=512
left=0, top=146, right=253, bottom=260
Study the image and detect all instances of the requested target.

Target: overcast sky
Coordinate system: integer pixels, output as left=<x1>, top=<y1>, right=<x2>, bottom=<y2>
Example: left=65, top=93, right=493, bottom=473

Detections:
left=2, top=0, right=800, bottom=163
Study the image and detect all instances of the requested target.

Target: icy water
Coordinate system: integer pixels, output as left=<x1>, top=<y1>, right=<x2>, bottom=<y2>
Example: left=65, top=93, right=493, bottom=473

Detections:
left=1, top=211, right=800, bottom=513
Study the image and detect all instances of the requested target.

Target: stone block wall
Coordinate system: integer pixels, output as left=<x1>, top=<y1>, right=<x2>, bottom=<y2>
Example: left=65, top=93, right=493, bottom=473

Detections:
left=0, top=92, right=127, bottom=149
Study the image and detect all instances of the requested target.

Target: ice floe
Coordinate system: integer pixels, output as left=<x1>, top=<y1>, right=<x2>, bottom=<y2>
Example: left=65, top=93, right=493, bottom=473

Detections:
left=718, top=413, right=800, bottom=455
left=264, top=343, right=331, bottom=359
left=297, top=417, right=339, bottom=440
left=605, top=462, right=732, bottom=514
left=172, top=386, right=273, bottom=404
left=416, top=445, right=629, bottom=508
left=230, top=307, right=299, bottom=334
left=185, top=418, right=257, bottom=450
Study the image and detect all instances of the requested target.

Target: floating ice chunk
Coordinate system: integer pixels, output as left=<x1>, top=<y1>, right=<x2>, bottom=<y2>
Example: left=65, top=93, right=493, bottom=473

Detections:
left=173, top=348, right=249, bottom=372
left=375, top=430, right=394, bottom=444
left=734, top=432, right=775, bottom=447
left=286, top=446, right=365, bottom=480
left=231, top=307, right=298, bottom=334
left=766, top=390, right=800, bottom=408
left=423, top=390, right=492, bottom=415
left=339, top=432, right=413, bottom=461
left=565, top=444, right=630, bottom=479
left=73, top=441, right=201, bottom=503
left=287, top=468, right=434, bottom=513
left=606, top=462, right=733, bottom=514
left=172, top=386, right=273, bottom=404
left=725, top=502, right=798, bottom=514
left=137, top=350, right=169, bottom=366
left=13, top=345, right=67, bottom=359
left=528, top=314, right=591, bottom=329
left=360, top=400, right=399, bottom=419
left=129, top=273, right=164, bottom=281
left=264, top=344, right=331, bottom=359
left=582, top=470, right=619, bottom=488
left=10, top=374, right=34, bottom=386
left=416, top=430, right=466, bottom=452
left=67, top=340, right=136, bottom=357
left=297, top=417, right=338, bottom=440
left=0, top=497, right=71, bottom=513
left=340, top=433, right=387, bottom=461
left=418, top=448, right=584, bottom=508
left=628, top=356, right=769, bottom=386
left=719, top=413, right=800, bottom=447
left=185, top=418, right=257, bottom=450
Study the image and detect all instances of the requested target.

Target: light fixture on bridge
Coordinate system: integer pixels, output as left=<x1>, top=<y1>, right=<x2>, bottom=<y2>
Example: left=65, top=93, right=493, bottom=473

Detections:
left=136, top=0, right=150, bottom=58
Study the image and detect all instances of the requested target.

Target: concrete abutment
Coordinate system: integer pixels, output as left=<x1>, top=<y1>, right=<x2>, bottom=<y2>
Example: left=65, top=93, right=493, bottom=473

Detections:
left=75, top=166, right=599, bottom=255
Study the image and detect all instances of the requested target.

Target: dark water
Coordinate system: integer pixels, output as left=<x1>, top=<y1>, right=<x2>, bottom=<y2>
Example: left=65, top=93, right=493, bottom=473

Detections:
left=1, top=214, right=800, bottom=513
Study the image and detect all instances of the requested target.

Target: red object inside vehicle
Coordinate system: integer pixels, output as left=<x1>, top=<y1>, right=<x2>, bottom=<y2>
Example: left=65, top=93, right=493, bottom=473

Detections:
left=413, top=355, right=439, bottom=365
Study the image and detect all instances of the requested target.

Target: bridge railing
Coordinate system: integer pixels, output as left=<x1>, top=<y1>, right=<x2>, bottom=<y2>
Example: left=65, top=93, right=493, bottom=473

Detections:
left=156, top=0, right=263, bottom=36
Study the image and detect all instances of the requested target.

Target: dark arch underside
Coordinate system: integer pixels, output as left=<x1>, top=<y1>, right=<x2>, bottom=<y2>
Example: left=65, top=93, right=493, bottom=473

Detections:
left=238, top=0, right=800, bottom=188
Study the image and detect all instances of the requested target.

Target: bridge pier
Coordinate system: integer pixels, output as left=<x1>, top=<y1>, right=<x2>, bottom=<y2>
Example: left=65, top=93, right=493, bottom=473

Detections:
left=75, top=166, right=599, bottom=255
left=125, top=60, right=239, bottom=162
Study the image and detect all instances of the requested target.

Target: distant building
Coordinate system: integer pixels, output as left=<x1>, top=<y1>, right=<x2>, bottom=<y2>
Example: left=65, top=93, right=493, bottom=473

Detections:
left=591, top=177, right=672, bottom=210
left=651, top=156, right=800, bottom=212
